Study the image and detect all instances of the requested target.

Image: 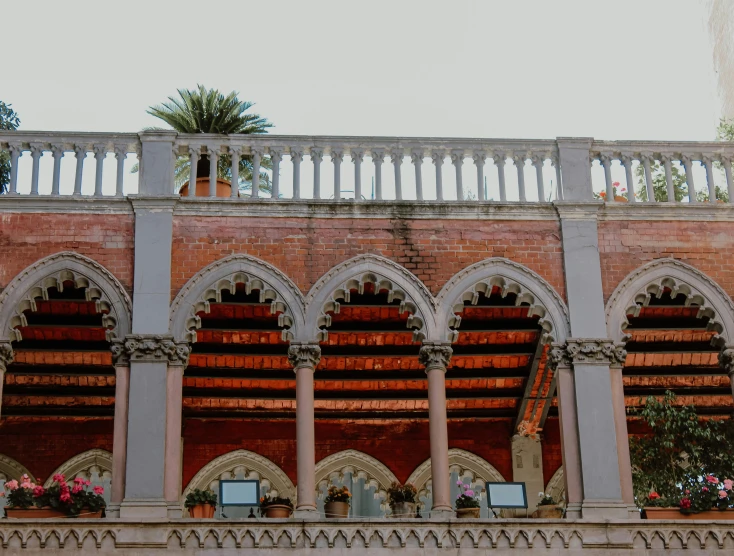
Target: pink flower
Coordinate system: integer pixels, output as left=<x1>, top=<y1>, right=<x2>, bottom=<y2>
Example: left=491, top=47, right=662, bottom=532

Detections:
left=60, top=492, right=71, bottom=503
left=32, top=486, right=44, bottom=497
left=465, top=490, right=474, bottom=497
left=724, top=479, right=733, bottom=491
left=20, top=482, right=32, bottom=490
left=613, top=182, right=620, bottom=187
left=706, top=475, right=719, bottom=484
left=5, top=480, right=18, bottom=491
left=71, top=484, right=83, bottom=494
left=702, top=487, right=709, bottom=492
left=52, top=474, right=65, bottom=483
left=73, top=477, right=85, bottom=485
left=680, top=498, right=691, bottom=509
left=456, top=480, right=463, bottom=486
left=93, top=486, right=104, bottom=495
left=84, top=480, right=91, bottom=487
left=719, top=490, right=728, bottom=499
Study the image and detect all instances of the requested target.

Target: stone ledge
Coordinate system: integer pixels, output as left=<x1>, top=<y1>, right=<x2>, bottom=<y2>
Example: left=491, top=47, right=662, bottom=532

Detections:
left=0, top=518, right=733, bottom=553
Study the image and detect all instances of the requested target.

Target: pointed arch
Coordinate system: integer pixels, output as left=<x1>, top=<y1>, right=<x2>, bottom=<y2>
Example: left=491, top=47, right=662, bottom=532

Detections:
left=315, top=450, right=398, bottom=497
left=436, top=258, right=570, bottom=344
left=0, top=454, right=33, bottom=482
left=169, top=254, right=306, bottom=343
left=183, top=450, right=295, bottom=501
left=0, top=252, right=131, bottom=343
left=605, top=258, right=734, bottom=345
left=304, top=254, right=437, bottom=342
left=43, top=449, right=112, bottom=488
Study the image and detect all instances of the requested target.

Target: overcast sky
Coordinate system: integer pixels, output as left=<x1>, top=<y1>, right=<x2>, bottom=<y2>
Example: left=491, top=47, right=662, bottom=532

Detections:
left=2, top=0, right=721, bottom=141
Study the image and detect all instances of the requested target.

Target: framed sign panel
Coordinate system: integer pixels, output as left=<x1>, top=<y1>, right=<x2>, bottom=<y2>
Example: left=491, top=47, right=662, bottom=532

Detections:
left=219, top=480, right=260, bottom=507
left=485, top=482, right=528, bottom=509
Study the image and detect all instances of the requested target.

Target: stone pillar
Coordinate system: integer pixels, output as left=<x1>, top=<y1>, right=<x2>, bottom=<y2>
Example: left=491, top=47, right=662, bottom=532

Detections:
left=0, top=342, right=14, bottom=419
left=109, top=343, right=130, bottom=518
left=511, top=434, right=545, bottom=514
left=288, top=342, right=321, bottom=518
left=164, top=364, right=186, bottom=517
left=419, top=341, right=454, bottom=518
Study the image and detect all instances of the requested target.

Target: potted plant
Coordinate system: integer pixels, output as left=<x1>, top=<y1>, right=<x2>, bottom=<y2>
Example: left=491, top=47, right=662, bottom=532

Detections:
left=533, top=491, right=563, bottom=518
left=644, top=477, right=734, bottom=520
left=386, top=482, right=418, bottom=518
left=455, top=481, right=481, bottom=518
left=323, top=485, right=351, bottom=518
left=3, top=474, right=105, bottom=518
left=259, top=494, right=293, bottom=518
left=184, top=488, right=217, bottom=518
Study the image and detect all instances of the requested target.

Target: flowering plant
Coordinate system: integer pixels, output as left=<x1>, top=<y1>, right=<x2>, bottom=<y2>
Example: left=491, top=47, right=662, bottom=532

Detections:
left=455, top=481, right=480, bottom=509
left=643, top=491, right=673, bottom=508
left=324, top=485, right=351, bottom=504
left=184, top=488, right=217, bottom=509
left=595, top=182, right=628, bottom=201
left=386, top=482, right=417, bottom=507
left=259, top=494, right=293, bottom=509
left=678, top=476, right=734, bottom=514
left=538, top=491, right=557, bottom=507
left=2, top=474, right=105, bottom=516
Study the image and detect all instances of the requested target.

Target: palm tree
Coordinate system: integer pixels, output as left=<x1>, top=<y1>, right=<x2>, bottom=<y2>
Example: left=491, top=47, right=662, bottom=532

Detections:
left=140, top=85, right=274, bottom=195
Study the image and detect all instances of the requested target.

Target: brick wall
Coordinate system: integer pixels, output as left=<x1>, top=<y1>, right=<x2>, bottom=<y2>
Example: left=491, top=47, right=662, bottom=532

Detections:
left=541, top=418, right=562, bottom=486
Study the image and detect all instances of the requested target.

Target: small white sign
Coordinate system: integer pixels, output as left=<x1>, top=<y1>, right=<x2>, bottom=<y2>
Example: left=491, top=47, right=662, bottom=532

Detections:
left=486, top=482, right=527, bottom=508
left=220, top=480, right=260, bottom=506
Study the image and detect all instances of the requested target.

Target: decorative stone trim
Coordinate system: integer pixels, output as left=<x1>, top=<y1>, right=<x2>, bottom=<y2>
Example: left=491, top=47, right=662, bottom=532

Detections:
left=418, top=342, right=453, bottom=372
left=287, top=343, right=321, bottom=370
left=43, top=449, right=112, bottom=489
left=718, top=347, right=734, bottom=375
left=0, top=341, right=14, bottom=372
left=315, top=450, right=398, bottom=503
left=122, top=335, right=190, bottom=366
left=545, top=466, right=566, bottom=507
left=0, top=454, right=34, bottom=483
left=548, top=339, right=626, bottom=369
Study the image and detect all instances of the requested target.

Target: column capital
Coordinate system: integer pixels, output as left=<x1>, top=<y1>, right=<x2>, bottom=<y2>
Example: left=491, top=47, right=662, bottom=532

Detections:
left=288, top=343, right=321, bottom=370
left=120, top=334, right=190, bottom=367
left=719, top=346, right=734, bottom=375
left=549, top=338, right=627, bottom=369
left=419, top=342, right=453, bottom=372
left=0, top=341, right=14, bottom=372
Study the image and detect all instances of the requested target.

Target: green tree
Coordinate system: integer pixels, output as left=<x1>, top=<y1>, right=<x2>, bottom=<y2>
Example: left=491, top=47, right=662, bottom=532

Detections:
left=0, top=101, right=21, bottom=194
left=141, top=85, right=274, bottom=194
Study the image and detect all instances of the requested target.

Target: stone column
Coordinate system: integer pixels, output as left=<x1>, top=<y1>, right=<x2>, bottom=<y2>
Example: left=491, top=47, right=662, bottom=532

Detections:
left=109, top=343, right=130, bottom=517
left=0, top=342, right=14, bottom=419
left=511, top=434, right=544, bottom=515
left=164, top=358, right=188, bottom=518
left=419, top=341, right=454, bottom=518
left=288, top=342, right=321, bottom=518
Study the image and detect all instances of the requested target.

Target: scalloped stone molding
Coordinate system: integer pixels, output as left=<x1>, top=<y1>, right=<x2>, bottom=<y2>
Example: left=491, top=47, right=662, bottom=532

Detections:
left=0, top=454, right=34, bottom=483
left=0, top=252, right=131, bottom=343
left=183, top=450, right=295, bottom=502
left=43, top=449, right=112, bottom=488
left=315, top=450, right=399, bottom=502
left=605, top=258, right=734, bottom=345
left=169, top=254, right=305, bottom=343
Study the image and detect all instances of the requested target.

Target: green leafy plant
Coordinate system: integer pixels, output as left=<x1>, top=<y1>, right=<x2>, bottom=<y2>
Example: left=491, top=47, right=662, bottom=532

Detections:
left=537, top=491, right=557, bottom=507
left=259, top=494, right=293, bottom=509
left=3, top=473, right=105, bottom=516
left=679, top=476, right=734, bottom=513
left=0, top=100, right=21, bottom=194
left=386, top=482, right=417, bottom=508
left=324, top=485, right=351, bottom=504
left=184, top=488, right=217, bottom=509
left=455, top=481, right=480, bottom=509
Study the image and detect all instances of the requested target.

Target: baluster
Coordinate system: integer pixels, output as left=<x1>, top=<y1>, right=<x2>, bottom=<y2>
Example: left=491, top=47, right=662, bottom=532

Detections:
left=373, top=149, right=384, bottom=200
left=188, top=146, right=200, bottom=197
left=473, top=152, right=486, bottom=201
left=513, top=154, right=526, bottom=202
left=270, top=148, right=282, bottom=199
left=411, top=150, right=423, bottom=201
left=73, top=145, right=86, bottom=196
left=703, top=156, right=716, bottom=203
left=391, top=148, right=403, bottom=200
left=51, top=145, right=64, bottom=196
left=93, top=144, right=106, bottom=197
left=311, top=148, right=323, bottom=199
left=680, top=154, right=696, bottom=204
left=600, top=153, right=613, bottom=202
left=552, top=154, right=562, bottom=201
left=451, top=150, right=464, bottom=200
left=640, top=153, right=654, bottom=202
left=114, top=146, right=126, bottom=197
left=431, top=150, right=444, bottom=201
left=722, top=156, right=734, bottom=204
left=230, top=146, right=241, bottom=198
left=494, top=153, right=507, bottom=202
left=621, top=154, right=636, bottom=203
left=291, top=149, right=303, bottom=200
left=8, top=144, right=22, bottom=194
left=532, top=154, right=545, bottom=202
left=208, top=146, right=219, bottom=197
left=352, top=149, right=364, bottom=200
left=251, top=148, right=262, bottom=198
left=332, top=149, right=343, bottom=200
left=30, top=143, right=43, bottom=196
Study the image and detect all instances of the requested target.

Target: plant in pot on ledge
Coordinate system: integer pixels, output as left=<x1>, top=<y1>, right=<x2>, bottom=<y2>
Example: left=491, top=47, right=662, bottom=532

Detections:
left=4, top=473, right=105, bottom=518
left=259, top=494, right=293, bottom=518
left=533, top=492, right=563, bottom=518
left=455, top=481, right=481, bottom=518
left=387, top=482, right=418, bottom=518
left=323, top=485, right=351, bottom=518
left=185, top=488, right=217, bottom=518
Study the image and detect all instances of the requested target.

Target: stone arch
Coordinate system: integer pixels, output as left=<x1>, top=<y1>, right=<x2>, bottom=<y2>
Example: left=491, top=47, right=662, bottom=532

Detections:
left=545, top=466, right=565, bottom=504
left=605, top=258, right=734, bottom=345
left=304, top=254, right=437, bottom=343
left=43, top=449, right=113, bottom=488
left=315, top=450, right=399, bottom=501
left=0, top=454, right=34, bottom=482
left=183, top=450, right=295, bottom=501
left=0, top=252, right=131, bottom=343
left=436, top=258, right=570, bottom=344
left=169, top=254, right=306, bottom=343
left=406, top=448, right=506, bottom=502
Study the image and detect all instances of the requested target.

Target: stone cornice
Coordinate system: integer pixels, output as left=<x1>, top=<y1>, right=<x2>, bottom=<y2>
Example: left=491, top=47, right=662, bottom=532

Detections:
left=553, top=201, right=603, bottom=220
left=418, top=342, right=453, bottom=372
left=122, top=335, right=190, bottom=366
left=0, top=197, right=133, bottom=214
left=287, top=343, right=321, bottom=370
left=549, top=339, right=627, bottom=369
left=127, top=196, right=180, bottom=213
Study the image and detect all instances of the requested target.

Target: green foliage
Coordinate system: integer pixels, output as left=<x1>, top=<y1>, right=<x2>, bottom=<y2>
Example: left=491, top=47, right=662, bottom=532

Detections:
left=0, top=101, right=21, bottom=194
left=537, top=491, right=557, bottom=506
left=634, top=161, right=688, bottom=202
left=629, top=391, right=734, bottom=508
left=324, top=485, right=351, bottom=504
left=4, top=474, right=106, bottom=516
left=259, top=494, right=293, bottom=509
left=454, top=482, right=480, bottom=509
left=386, top=482, right=417, bottom=507
left=184, top=488, right=217, bottom=508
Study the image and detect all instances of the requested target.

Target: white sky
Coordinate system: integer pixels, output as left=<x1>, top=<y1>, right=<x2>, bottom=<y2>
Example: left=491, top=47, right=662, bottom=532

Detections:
left=1, top=0, right=722, bottom=141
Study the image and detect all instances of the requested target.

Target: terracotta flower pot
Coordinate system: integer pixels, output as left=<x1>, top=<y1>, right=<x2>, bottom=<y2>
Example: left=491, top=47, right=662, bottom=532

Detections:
left=179, top=177, right=235, bottom=198
left=5, top=507, right=102, bottom=519
left=262, top=504, right=292, bottom=518
left=390, top=501, right=416, bottom=518
left=534, top=504, right=563, bottom=518
left=189, top=503, right=216, bottom=518
left=324, top=501, right=350, bottom=518
left=644, top=507, right=734, bottom=520
left=455, top=507, right=481, bottom=519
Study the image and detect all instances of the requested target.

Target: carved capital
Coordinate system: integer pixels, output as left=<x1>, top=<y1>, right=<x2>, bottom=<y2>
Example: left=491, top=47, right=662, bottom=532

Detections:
left=331, top=149, right=344, bottom=163
left=0, top=342, right=14, bottom=372
left=8, top=143, right=23, bottom=156
left=228, top=145, right=242, bottom=157
left=419, top=342, right=453, bottom=372
left=531, top=154, right=544, bottom=167
left=450, top=150, right=464, bottom=165
left=390, top=149, right=403, bottom=164
left=371, top=149, right=385, bottom=163
left=51, top=145, right=65, bottom=158
left=290, top=149, right=304, bottom=163
left=473, top=152, right=487, bottom=166
left=288, top=343, right=321, bottom=370
left=492, top=153, right=506, bottom=166
left=350, top=149, right=364, bottom=163
left=310, top=148, right=324, bottom=163
left=74, top=145, right=87, bottom=158
left=122, top=335, right=190, bottom=367
left=93, top=144, right=107, bottom=158
left=431, top=150, right=445, bottom=165
left=114, top=145, right=128, bottom=160
left=548, top=339, right=626, bottom=369
left=30, top=143, right=44, bottom=158
left=719, top=347, right=734, bottom=376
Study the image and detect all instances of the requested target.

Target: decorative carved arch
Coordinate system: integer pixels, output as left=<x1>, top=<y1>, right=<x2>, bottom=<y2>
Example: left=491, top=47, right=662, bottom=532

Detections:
left=406, top=448, right=506, bottom=501
left=0, top=454, right=34, bottom=482
left=43, top=449, right=113, bottom=488
left=304, top=254, right=437, bottom=342
left=315, top=450, right=398, bottom=501
left=545, top=466, right=565, bottom=504
left=183, top=450, right=295, bottom=501
left=605, top=258, right=734, bottom=345
left=436, top=258, right=570, bottom=344
left=169, top=254, right=306, bottom=343
left=0, top=252, right=131, bottom=343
